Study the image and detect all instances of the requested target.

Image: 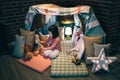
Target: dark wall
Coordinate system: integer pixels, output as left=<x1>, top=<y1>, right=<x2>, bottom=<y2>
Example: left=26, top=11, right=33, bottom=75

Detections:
left=0, top=0, right=120, bottom=53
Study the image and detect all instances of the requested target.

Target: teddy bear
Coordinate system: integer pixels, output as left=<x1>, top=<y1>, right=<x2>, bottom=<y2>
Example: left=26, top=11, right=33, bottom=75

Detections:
left=72, top=54, right=81, bottom=65
left=33, top=44, right=43, bottom=56
left=23, top=45, right=33, bottom=61
left=32, top=34, right=43, bottom=56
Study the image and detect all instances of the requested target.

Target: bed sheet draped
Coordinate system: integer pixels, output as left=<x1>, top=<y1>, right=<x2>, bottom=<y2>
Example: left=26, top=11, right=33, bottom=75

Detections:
left=24, top=4, right=106, bottom=42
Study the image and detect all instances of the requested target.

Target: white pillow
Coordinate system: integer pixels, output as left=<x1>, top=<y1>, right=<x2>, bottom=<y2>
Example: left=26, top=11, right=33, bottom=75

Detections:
left=13, top=35, right=25, bottom=58
left=94, top=43, right=111, bottom=57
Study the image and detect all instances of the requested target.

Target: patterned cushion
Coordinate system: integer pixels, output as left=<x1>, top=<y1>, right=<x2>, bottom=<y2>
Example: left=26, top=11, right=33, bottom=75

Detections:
left=61, top=41, right=74, bottom=51
left=84, top=36, right=103, bottom=65
left=13, top=35, right=25, bottom=58
left=84, top=36, right=103, bottom=57
left=50, top=41, right=88, bottom=77
left=94, top=43, right=111, bottom=57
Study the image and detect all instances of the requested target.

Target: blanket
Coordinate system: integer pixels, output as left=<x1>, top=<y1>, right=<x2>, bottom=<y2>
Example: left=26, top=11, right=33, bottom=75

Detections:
left=50, top=41, right=88, bottom=77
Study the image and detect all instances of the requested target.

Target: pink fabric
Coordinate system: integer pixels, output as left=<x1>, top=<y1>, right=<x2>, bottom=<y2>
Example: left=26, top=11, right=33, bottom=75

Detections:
left=18, top=55, right=51, bottom=73
left=43, top=36, right=61, bottom=51
left=48, top=37, right=61, bottom=51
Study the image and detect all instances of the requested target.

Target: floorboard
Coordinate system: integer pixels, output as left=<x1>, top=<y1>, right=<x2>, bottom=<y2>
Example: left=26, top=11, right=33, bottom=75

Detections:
left=0, top=54, right=120, bottom=80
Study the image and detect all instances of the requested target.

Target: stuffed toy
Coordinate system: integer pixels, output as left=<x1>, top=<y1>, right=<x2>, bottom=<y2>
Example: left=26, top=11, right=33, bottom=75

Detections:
left=39, top=32, right=48, bottom=41
left=23, top=45, right=33, bottom=61
left=33, top=45, right=43, bottom=56
left=38, top=32, right=49, bottom=47
left=72, top=54, right=81, bottom=65
left=33, top=34, right=45, bottom=56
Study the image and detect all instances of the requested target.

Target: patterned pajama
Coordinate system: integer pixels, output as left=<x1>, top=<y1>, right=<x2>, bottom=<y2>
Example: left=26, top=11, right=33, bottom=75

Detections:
left=44, top=49, right=60, bottom=58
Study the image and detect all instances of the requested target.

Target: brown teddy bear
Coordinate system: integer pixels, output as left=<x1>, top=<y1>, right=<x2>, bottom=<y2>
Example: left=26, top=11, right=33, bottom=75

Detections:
left=33, top=45, right=43, bottom=56
left=72, top=54, right=81, bottom=65
left=33, top=33, right=49, bottom=56
left=23, top=45, right=33, bottom=61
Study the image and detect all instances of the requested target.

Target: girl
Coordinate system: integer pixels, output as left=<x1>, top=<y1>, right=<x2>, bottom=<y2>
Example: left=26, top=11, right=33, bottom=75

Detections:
left=66, top=28, right=84, bottom=65
left=40, top=25, right=61, bottom=59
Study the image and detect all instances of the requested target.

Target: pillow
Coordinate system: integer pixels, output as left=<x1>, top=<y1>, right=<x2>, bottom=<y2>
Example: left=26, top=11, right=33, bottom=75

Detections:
left=13, top=35, right=25, bottom=58
left=20, top=28, right=35, bottom=35
left=94, top=43, right=111, bottom=57
left=84, top=36, right=103, bottom=57
left=20, top=28, right=35, bottom=50
left=18, top=54, right=51, bottom=73
left=84, top=36, right=103, bottom=65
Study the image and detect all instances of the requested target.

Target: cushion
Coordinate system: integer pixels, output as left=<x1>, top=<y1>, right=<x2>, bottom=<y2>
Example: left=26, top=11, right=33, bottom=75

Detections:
left=20, top=28, right=35, bottom=35
left=84, top=36, right=103, bottom=64
left=13, top=35, right=25, bottom=58
left=94, top=43, right=111, bottom=57
left=61, top=40, right=74, bottom=50
left=50, top=53, right=88, bottom=77
left=84, top=36, right=103, bottom=57
left=20, top=28, right=35, bottom=50
left=18, top=54, right=51, bottom=73
left=50, top=41, right=88, bottom=77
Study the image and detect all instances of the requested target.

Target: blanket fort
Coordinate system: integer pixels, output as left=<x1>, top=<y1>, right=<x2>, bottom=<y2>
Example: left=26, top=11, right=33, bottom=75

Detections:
left=24, top=4, right=106, bottom=42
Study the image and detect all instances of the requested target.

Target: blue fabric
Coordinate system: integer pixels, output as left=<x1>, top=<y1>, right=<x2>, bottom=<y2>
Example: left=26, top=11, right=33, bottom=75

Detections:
left=24, top=5, right=106, bottom=43
left=37, top=24, right=49, bottom=35
left=24, top=12, right=36, bottom=30
left=79, top=8, right=106, bottom=43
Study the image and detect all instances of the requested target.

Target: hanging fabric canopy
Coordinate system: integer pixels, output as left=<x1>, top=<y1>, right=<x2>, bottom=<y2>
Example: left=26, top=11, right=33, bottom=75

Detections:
left=28, top=4, right=90, bottom=15
left=24, top=4, right=106, bottom=42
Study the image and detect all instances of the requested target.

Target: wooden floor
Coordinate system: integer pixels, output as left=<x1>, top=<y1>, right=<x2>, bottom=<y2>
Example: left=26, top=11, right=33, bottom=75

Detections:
left=0, top=53, right=120, bottom=80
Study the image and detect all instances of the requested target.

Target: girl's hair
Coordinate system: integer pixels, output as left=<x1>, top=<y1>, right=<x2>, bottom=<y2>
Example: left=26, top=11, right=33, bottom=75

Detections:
left=48, top=25, right=59, bottom=39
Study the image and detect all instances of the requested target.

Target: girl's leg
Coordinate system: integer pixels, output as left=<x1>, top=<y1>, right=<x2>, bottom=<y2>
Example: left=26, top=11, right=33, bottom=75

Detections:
left=44, top=50, right=52, bottom=57
left=49, top=50, right=59, bottom=59
left=76, top=49, right=84, bottom=59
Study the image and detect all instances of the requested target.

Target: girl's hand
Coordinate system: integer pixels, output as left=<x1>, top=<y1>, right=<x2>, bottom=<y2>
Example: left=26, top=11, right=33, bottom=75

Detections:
left=39, top=41, right=44, bottom=44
